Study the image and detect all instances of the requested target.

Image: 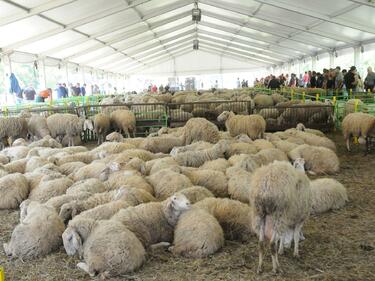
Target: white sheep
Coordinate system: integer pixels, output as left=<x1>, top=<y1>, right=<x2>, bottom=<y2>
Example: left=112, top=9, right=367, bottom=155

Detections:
left=182, top=118, right=220, bottom=145
left=28, top=176, right=74, bottom=203
left=0, top=173, right=29, bottom=209
left=284, top=129, right=336, bottom=152
left=199, top=158, right=230, bottom=173
left=145, top=157, right=179, bottom=175
left=65, top=178, right=106, bottom=195
left=226, top=166, right=252, bottom=203
left=92, top=113, right=111, bottom=145
left=59, top=161, right=86, bottom=176
left=225, top=142, right=258, bottom=158
left=170, top=208, right=224, bottom=258
left=1, top=145, right=30, bottom=161
left=175, top=186, right=214, bottom=204
left=342, top=112, right=375, bottom=153
left=310, top=178, right=348, bottom=214
left=249, top=161, right=311, bottom=274
left=44, top=192, right=92, bottom=213
left=3, top=201, right=65, bottom=259
left=140, top=136, right=184, bottom=154
left=254, top=94, right=274, bottom=106
left=295, top=123, right=326, bottom=137
left=110, top=109, right=136, bottom=138
left=27, top=115, right=50, bottom=139
left=27, top=135, right=62, bottom=149
left=170, top=141, right=213, bottom=156
left=111, top=193, right=191, bottom=248
left=288, top=144, right=340, bottom=175
left=217, top=111, right=266, bottom=140
left=0, top=117, right=28, bottom=148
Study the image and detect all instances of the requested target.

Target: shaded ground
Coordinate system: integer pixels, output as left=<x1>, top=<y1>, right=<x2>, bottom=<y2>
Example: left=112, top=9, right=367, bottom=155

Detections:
left=1, top=132, right=374, bottom=281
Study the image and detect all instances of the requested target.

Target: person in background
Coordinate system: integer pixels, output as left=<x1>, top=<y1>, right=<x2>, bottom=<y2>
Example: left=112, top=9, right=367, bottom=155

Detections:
left=159, top=85, right=164, bottom=93
left=241, top=79, right=246, bottom=88
left=344, top=66, right=357, bottom=94
left=36, top=88, right=52, bottom=103
left=268, top=75, right=281, bottom=90
left=326, top=69, right=335, bottom=96
left=316, top=72, right=324, bottom=88
left=245, top=80, right=248, bottom=87
left=236, top=78, right=241, bottom=88
left=334, top=66, right=344, bottom=95
left=355, top=71, right=364, bottom=92
left=81, top=84, right=86, bottom=96
left=164, top=84, right=170, bottom=93
left=56, top=83, right=68, bottom=99
left=289, top=73, right=297, bottom=87
left=9, top=73, right=23, bottom=104
left=23, top=85, right=36, bottom=102
left=364, top=67, right=375, bottom=93
left=310, top=71, right=317, bottom=88
left=303, top=71, right=309, bottom=88
left=214, top=80, right=219, bottom=89
left=151, top=84, right=157, bottom=93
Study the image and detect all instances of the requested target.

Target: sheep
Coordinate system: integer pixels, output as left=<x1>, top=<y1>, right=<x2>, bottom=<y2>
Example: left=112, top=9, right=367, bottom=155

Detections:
left=59, top=161, right=86, bottom=176
left=170, top=208, right=224, bottom=258
left=271, top=93, right=287, bottom=105
left=181, top=168, right=228, bottom=197
left=112, top=194, right=191, bottom=248
left=182, top=118, right=220, bottom=145
left=92, top=113, right=111, bottom=145
left=110, top=109, right=136, bottom=138
left=195, top=198, right=254, bottom=242
left=0, top=117, right=28, bottom=148
left=345, top=98, right=364, bottom=115
left=310, top=178, right=348, bottom=214
left=175, top=186, right=214, bottom=204
left=104, top=171, right=154, bottom=194
left=70, top=161, right=107, bottom=181
left=105, top=132, right=124, bottom=142
left=28, top=176, right=74, bottom=203
left=24, top=156, right=49, bottom=173
left=226, top=166, right=252, bottom=203
left=342, top=112, right=375, bottom=153
left=173, top=140, right=229, bottom=167
left=111, top=149, right=156, bottom=163
left=169, top=109, right=193, bottom=121
left=145, top=157, right=179, bottom=175
left=48, top=151, right=94, bottom=166
left=288, top=144, right=340, bottom=175
left=47, top=113, right=93, bottom=146
left=28, top=135, right=62, bottom=148
left=0, top=154, right=9, bottom=165
left=170, top=141, right=213, bottom=156
left=147, top=168, right=192, bottom=200
left=65, top=178, right=106, bottom=195
left=199, top=158, right=230, bottom=173
left=253, top=139, right=275, bottom=150
left=217, top=111, right=266, bottom=140
left=1, top=146, right=29, bottom=161
left=140, top=136, right=184, bottom=154
left=225, top=142, right=258, bottom=158
left=0, top=173, right=29, bottom=209
left=284, top=128, right=336, bottom=152
left=249, top=161, right=311, bottom=274
left=12, top=138, right=28, bottom=146
left=45, top=192, right=92, bottom=213
left=254, top=148, right=289, bottom=166
left=295, top=123, right=326, bottom=137
left=74, top=219, right=146, bottom=278
left=27, top=115, right=50, bottom=139
left=90, top=142, right=136, bottom=158
left=258, top=108, right=280, bottom=119
left=272, top=140, right=299, bottom=153
left=254, top=94, right=274, bottom=106
left=3, top=201, right=65, bottom=259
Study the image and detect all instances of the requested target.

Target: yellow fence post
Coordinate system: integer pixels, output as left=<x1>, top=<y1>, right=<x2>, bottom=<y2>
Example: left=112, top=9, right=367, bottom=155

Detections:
left=333, top=96, right=336, bottom=106
left=349, top=89, right=353, bottom=99
left=0, top=266, right=4, bottom=281
left=316, top=93, right=320, bottom=101
left=354, top=99, right=359, bottom=112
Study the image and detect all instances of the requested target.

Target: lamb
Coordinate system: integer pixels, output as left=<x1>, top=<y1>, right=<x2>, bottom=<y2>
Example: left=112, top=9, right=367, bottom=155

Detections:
left=170, top=208, right=224, bottom=258
left=147, top=168, right=192, bottom=200
left=310, top=178, right=348, bottom=214
left=75, top=219, right=146, bottom=278
left=27, top=115, right=50, bottom=139
left=3, top=201, right=65, bottom=259
left=288, top=144, right=340, bottom=175
left=181, top=168, right=228, bottom=197
left=200, top=158, right=230, bottom=173
left=110, top=109, right=136, bottom=138
left=47, top=113, right=93, bottom=146
left=65, top=178, right=106, bottom=195
left=28, top=176, right=74, bottom=203
left=0, top=117, right=28, bottom=148
left=112, top=194, right=191, bottom=248
left=195, top=198, right=254, bottom=242
left=217, top=111, right=266, bottom=140
left=182, top=118, right=220, bottom=144
left=172, top=140, right=229, bottom=167
left=92, top=113, right=111, bottom=145
left=0, top=173, right=29, bottom=209
left=140, top=136, right=184, bottom=154
left=342, top=112, right=375, bottom=153
left=249, top=161, right=311, bottom=273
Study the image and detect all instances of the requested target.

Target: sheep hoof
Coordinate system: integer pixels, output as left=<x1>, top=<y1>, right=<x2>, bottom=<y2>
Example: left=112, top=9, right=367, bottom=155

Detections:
left=308, top=171, right=316, bottom=176
left=256, top=266, right=263, bottom=274
left=77, top=262, right=95, bottom=277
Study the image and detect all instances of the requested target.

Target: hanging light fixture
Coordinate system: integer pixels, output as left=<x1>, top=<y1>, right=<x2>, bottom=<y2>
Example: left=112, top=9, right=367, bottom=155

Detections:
left=193, top=39, right=199, bottom=50
left=192, top=1, right=201, bottom=22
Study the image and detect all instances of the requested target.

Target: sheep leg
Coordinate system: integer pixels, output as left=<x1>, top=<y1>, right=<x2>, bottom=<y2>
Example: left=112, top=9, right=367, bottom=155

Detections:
left=365, top=137, right=370, bottom=155
left=346, top=137, right=351, bottom=152
left=257, top=217, right=266, bottom=274
left=124, top=128, right=130, bottom=139
left=278, top=236, right=284, bottom=255
left=293, top=223, right=303, bottom=258
left=77, top=262, right=96, bottom=277
left=270, top=233, right=280, bottom=274
left=3, top=243, right=11, bottom=257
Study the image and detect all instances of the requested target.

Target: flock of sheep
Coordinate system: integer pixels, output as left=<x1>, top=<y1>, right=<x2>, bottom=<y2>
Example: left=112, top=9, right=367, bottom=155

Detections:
left=1, top=106, right=357, bottom=278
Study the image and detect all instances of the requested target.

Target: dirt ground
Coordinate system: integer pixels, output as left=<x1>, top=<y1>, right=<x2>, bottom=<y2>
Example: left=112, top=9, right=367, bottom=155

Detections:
left=1, top=132, right=374, bottom=281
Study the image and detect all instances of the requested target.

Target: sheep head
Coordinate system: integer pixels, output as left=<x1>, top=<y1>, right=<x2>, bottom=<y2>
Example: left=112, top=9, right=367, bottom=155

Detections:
left=217, top=111, right=232, bottom=122
left=296, top=123, right=306, bottom=131
left=59, top=202, right=79, bottom=223
left=62, top=227, right=83, bottom=257
left=293, top=158, right=306, bottom=173
left=164, top=194, right=191, bottom=226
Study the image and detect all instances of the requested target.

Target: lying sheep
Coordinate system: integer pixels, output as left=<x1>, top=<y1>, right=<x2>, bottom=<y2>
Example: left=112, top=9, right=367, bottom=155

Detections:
left=1, top=145, right=29, bottom=161
left=182, top=118, right=220, bottom=145
left=110, top=109, right=136, bottom=138
left=200, top=158, right=230, bottom=173
left=65, top=178, right=106, bottom=195
left=4, top=201, right=65, bottom=259
left=226, top=166, right=252, bottom=203
left=145, top=157, right=179, bottom=175
left=170, top=141, right=213, bottom=156
left=342, top=112, right=375, bottom=153
left=24, top=156, right=49, bottom=173
left=49, top=151, right=94, bottom=166
left=112, top=194, right=191, bottom=248
left=288, top=144, right=340, bottom=175
left=254, top=94, right=274, bottom=107
left=310, top=178, right=348, bottom=214
left=59, top=161, right=86, bottom=176
left=71, top=161, right=107, bottom=181
left=170, top=208, right=224, bottom=258
left=105, top=132, right=124, bottom=142
left=140, top=136, right=184, bottom=154
left=45, top=192, right=92, bottom=213
left=28, top=176, right=74, bottom=203
left=284, top=129, right=336, bottom=152
left=173, top=140, right=229, bottom=167
left=28, top=135, right=62, bottom=149
left=249, top=161, right=311, bottom=273
left=12, top=138, right=28, bottom=146
left=93, top=113, right=111, bottom=145
left=0, top=173, right=29, bottom=209
left=147, top=168, right=192, bottom=200
left=225, top=142, right=258, bottom=158
left=296, top=123, right=325, bottom=137
left=105, top=171, right=154, bottom=194
left=195, top=198, right=254, bottom=242
left=175, top=186, right=214, bottom=204
left=217, top=111, right=266, bottom=140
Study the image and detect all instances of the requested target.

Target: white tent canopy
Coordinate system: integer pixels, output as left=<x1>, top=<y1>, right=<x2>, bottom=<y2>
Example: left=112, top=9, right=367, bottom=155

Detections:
left=0, top=0, right=375, bottom=77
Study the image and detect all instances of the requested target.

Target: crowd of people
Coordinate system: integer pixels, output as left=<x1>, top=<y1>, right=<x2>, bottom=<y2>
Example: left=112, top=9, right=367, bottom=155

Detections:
left=254, top=66, right=375, bottom=94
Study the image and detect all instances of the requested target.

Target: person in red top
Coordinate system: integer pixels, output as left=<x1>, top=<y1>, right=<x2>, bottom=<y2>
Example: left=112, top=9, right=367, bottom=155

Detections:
left=151, top=85, right=157, bottom=93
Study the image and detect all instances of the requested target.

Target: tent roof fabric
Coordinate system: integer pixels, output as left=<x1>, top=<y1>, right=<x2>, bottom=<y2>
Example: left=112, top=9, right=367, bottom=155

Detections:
left=0, top=0, right=374, bottom=75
